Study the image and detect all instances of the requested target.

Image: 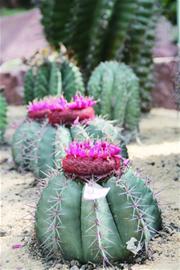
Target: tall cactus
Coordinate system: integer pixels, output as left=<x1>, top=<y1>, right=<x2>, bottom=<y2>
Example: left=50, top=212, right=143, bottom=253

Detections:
left=40, top=0, right=139, bottom=74
left=60, top=60, right=85, bottom=101
left=88, top=61, right=140, bottom=130
left=0, top=93, right=7, bottom=143
left=122, top=1, right=160, bottom=111
left=40, top=0, right=160, bottom=110
left=35, top=141, right=162, bottom=263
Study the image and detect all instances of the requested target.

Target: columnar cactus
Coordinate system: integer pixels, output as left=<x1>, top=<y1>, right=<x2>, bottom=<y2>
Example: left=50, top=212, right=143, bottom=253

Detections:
left=122, top=1, right=160, bottom=111
left=12, top=95, right=127, bottom=178
left=24, top=51, right=85, bottom=104
left=0, top=93, right=7, bottom=143
left=35, top=140, right=162, bottom=264
left=88, top=61, right=140, bottom=130
left=40, top=0, right=160, bottom=110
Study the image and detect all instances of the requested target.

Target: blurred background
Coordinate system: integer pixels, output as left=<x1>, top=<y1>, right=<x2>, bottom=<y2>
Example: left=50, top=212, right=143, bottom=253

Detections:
left=0, top=0, right=178, bottom=109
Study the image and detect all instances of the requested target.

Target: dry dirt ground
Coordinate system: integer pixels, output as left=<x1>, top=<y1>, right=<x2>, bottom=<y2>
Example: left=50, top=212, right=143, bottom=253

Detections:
left=0, top=106, right=180, bottom=270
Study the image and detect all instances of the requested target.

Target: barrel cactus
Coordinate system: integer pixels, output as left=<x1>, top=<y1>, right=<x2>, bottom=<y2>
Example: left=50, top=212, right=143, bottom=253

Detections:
left=12, top=95, right=127, bottom=178
left=0, top=93, right=7, bottom=143
left=35, top=140, right=162, bottom=264
left=24, top=50, right=85, bottom=104
left=88, top=61, right=140, bottom=131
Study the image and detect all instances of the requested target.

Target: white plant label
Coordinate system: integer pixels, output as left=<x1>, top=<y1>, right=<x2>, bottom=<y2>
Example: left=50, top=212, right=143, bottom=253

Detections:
left=83, top=182, right=110, bottom=200
left=126, top=237, right=142, bottom=255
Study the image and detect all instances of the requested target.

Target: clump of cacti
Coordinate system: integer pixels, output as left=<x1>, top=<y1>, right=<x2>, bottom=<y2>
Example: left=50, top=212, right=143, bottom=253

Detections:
left=39, top=0, right=160, bottom=110
left=35, top=140, right=162, bottom=264
left=24, top=49, right=85, bottom=104
left=0, top=93, right=7, bottom=143
left=88, top=61, right=140, bottom=131
left=12, top=95, right=127, bottom=178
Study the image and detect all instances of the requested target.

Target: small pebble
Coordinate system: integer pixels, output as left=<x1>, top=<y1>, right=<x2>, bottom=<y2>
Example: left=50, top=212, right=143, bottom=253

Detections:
left=0, top=229, right=7, bottom=237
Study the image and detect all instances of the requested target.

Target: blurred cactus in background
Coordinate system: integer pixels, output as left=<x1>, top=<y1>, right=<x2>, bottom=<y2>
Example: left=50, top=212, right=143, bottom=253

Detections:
left=160, top=0, right=177, bottom=26
left=24, top=48, right=85, bottom=104
left=0, top=93, right=7, bottom=143
left=88, top=61, right=140, bottom=131
left=40, top=0, right=161, bottom=111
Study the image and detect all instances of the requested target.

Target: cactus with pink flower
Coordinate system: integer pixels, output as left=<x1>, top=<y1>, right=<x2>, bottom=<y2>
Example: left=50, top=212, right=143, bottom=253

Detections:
left=35, top=140, right=162, bottom=264
left=12, top=95, right=128, bottom=178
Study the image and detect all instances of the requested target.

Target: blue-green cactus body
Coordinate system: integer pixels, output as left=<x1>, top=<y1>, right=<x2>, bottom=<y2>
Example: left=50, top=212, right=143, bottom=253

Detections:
left=12, top=120, right=40, bottom=170
left=36, top=174, right=83, bottom=261
left=35, top=169, right=162, bottom=263
left=0, top=94, right=7, bottom=143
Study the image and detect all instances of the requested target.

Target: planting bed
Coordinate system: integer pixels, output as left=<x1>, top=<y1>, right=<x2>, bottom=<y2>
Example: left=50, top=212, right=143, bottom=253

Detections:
left=1, top=106, right=180, bottom=270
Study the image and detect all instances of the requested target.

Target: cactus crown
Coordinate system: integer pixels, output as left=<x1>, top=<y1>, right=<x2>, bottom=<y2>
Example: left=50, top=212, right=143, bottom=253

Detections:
left=28, top=97, right=68, bottom=113
left=62, top=141, right=128, bottom=181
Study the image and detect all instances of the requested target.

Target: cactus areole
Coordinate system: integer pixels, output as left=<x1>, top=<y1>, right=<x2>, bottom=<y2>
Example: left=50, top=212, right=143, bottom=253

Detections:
left=27, top=95, right=96, bottom=125
left=63, top=141, right=128, bottom=180
left=35, top=141, right=162, bottom=264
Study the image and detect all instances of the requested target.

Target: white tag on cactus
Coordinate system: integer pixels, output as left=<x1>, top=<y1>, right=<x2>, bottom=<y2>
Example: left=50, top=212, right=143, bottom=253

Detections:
left=126, top=237, right=142, bottom=255
left=83, top=182, right=110, bottom=200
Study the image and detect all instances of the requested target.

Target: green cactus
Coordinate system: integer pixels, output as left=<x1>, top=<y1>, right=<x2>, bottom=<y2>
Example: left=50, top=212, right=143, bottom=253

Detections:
left=40, top=0, right=139, bottom=74
left=34, top=63, right=50, bottom=99
left=122, top=1, right=160, bottom=111
left=24, top=69, right=35, bottom=104
left=24, top=59, right=85, bottom=104
left=49, top=62, right=62, bottom=96
left=35, top=168, right=161, bottom=263
left=12, top=116, right=128, bottom=178
left=12, top=120, right=41, bottom=170
left=102, top=0, right=138, bottom=60
left=40, top=0, right=74, bottom=48
left=60, top=60, right=85, bottom=101
left=0, top=94, right=7, bottom=143
left=40, top=0, right=160, bottom=110
left=88, top=61, right=140, bottom=130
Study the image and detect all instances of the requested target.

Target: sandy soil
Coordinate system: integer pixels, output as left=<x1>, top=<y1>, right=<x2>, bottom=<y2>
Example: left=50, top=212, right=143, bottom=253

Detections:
left=0, top=107, right=180, bottom=270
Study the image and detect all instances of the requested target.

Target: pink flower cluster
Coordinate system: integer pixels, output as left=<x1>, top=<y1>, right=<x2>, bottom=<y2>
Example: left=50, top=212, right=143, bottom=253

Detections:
left=66, top=141, right=122, bottom=160
left=28, top=95, right=96, bottom=113
left=27, top=97, right=67, bottom=113
left=69, top=95, right=96, bottom=109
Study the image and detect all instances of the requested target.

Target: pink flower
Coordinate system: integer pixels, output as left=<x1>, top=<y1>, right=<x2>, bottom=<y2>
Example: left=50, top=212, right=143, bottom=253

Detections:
left=68, top=95, right=96, bottom=110
left=66, top=141, right=122, bottom=160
